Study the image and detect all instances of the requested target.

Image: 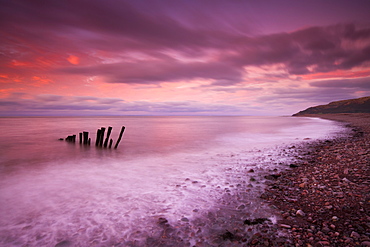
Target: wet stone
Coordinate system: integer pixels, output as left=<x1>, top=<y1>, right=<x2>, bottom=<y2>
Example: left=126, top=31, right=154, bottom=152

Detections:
left=55, top=240, right=72, bottom=247
left=221, top=231, right=234, bottom=241
left=362, top=241, right=370, bottom=246
left=158, top=217, right=169, bottom=225
left=350, top=231, right=360, bottom=239
left=296, top=209, right=306, bottom=217
left=279, top=224, right=292, bottom=229
left=244, top=218, right=270, bottom=225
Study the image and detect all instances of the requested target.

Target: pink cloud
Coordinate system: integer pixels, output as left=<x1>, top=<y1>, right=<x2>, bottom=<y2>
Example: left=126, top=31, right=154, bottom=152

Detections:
left=67, top=55, right=80, bottom=65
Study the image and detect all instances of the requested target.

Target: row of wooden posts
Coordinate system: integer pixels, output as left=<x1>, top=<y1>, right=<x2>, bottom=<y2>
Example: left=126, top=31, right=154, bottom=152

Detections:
left=64, top=126, right=125, bottom=149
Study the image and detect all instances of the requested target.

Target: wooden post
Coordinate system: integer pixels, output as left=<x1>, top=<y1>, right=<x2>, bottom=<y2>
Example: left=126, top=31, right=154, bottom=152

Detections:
left=79, top=133, right=82, bottom=144
left=104, top=126, right=112, bottom=148
left=95, top=129, right=101, bottom=146
left=83, top=131, right=89, bottom=145
left=114, top=126, right=125, bottom=149
left=99, top=127, right=106, bottom=147
left=109, top=138, right=113, bottom=149
left=88, top=138, right=91, bottom=145
left=66, top=135, right=75, bottom=142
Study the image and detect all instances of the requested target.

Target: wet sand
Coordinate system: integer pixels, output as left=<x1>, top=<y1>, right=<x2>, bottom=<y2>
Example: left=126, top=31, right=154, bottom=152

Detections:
left=261, top=113, right=370, bottom=247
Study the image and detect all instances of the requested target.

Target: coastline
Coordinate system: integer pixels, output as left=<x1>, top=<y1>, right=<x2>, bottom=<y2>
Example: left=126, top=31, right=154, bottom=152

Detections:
left=261, top=113, right=370, bottom=247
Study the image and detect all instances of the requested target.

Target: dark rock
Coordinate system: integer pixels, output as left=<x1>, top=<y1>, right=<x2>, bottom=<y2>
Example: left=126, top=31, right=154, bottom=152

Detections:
left=221, top=230, right=234, bottom=240
left=244, top=218, right=270, bottom=225
left=158, top=217, right=168, bottom=225
left=264, top=174, right=281, bottom=180
left=55, top=240, right=72, bottom=247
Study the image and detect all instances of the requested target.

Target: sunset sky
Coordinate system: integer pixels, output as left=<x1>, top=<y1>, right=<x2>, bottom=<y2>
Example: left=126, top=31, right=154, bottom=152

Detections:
left=1, top=0, right=370, bottom=116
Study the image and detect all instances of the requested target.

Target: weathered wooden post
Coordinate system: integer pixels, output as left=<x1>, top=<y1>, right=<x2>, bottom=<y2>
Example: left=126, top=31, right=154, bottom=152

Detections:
left=95, top=129, right=101, bottom=146
left=83, top=131, right=89, bottom=145
left=104, top=126, right=112, bottom=148
left=66, top=135, right=75, bottom=142
left=79, top=133, right=82, bottom=144
left=114, top=126, right=126, bottom=149
left=99, top=127, right=106, bottom=147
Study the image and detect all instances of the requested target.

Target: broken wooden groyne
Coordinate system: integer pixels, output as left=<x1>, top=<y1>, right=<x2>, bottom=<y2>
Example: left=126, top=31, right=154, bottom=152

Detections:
left=62, top=126, right=125, bottom=149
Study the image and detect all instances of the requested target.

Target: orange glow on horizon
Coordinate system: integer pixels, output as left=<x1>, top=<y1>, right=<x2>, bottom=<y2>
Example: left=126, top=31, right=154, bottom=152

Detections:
left=301, top=69, right=370, bottom=81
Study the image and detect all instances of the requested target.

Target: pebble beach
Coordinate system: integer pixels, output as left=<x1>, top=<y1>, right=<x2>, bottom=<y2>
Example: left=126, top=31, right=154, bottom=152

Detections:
left=260, top=113, right=370, bottom=247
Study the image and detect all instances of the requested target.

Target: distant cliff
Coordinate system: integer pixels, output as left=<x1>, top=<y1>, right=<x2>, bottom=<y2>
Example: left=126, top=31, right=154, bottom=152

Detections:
left=293, top=96, right=370, bottom=116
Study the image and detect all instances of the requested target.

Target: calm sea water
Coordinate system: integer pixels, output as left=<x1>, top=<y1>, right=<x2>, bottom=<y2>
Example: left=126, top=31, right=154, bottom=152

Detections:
left=0, top=116, right=346, bottom=246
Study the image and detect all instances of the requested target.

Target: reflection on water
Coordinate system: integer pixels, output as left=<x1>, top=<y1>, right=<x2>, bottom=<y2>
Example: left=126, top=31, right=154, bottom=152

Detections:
left=0, top=116, right=345, bottom=246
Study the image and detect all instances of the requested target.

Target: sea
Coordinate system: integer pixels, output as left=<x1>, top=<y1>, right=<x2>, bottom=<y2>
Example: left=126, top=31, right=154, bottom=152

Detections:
left=0, top=116, right=347, bottom=246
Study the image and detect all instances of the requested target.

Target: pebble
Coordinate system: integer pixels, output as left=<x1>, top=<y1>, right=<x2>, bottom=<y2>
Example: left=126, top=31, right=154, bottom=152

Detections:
left=279, top=224, right=291, bottom=229
left=350, top=231, right=360, bottom=239
left=55, top=241, right=72, bottom=247
left=362, top=241, right=370, bottom=246
left=318, top=241, right=330, bottom=246
left=296, top=209, right=305, bottom=217
left=259, top=114, right=370, bottom=247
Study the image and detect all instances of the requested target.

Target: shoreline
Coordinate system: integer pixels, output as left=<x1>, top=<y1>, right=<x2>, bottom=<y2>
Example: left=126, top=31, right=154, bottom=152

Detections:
left=261, top=113, right=370, bottom=247
left=1, top=115, right=368, bottom=246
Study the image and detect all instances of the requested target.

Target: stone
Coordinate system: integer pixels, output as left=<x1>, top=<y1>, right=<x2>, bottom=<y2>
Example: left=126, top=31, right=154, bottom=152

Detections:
left=296, top=209, right=306, bottom=217
left=361, top=241, right=370, bottom=246
left=264, top=174, right=281, bottom=180
left=334, top=192, right=344, bottom=198
left=244, top=218, right=269, bottom=225
left=221, top=231, right=234, bottom=240
left=318, top=241, right=330, bottom=246
left=350, top=231, right=360, bottom=239
left=322, top=227, right=330, bottom=233
left=279, top=224, right=291, bottom=229
left=158, top=217, right=168, bottom=225
left=299, top=183, right=306, bottom=188
left=342, top=177, right=352, bottom=183
left=55, top=241, right=72, bottom=247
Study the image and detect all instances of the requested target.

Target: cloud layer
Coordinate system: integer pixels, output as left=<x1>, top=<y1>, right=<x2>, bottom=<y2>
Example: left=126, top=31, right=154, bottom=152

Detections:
left=1, top=0, right=370, bottom=115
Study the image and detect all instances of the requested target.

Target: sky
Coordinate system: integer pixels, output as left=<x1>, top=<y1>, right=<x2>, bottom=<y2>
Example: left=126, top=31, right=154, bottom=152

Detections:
left=1, top=0, right=370, bottom=116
